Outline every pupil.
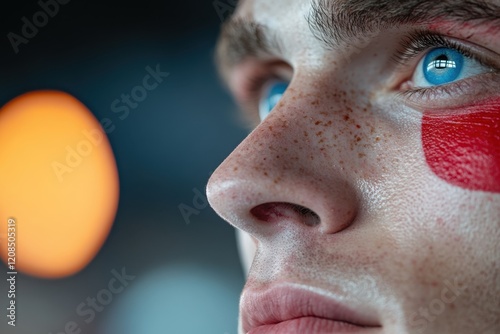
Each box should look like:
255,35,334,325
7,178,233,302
434,55,450,69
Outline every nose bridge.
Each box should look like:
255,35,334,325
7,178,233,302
241,83,354,175
207,80,364,237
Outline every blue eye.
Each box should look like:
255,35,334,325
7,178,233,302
413,47,487,88
423,48,464,85
259,81,289,121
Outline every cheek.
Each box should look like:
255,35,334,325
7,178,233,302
422,100,500,193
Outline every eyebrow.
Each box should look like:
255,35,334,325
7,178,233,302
309,0,500,48
216,0,500,75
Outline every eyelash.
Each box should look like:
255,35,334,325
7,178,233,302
394,31,484,66
393,31,498,101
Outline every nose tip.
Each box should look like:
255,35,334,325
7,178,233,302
206,89,361,240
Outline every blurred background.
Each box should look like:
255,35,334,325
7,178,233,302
0,0,247,333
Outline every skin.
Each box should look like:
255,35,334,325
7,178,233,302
206,0,500,333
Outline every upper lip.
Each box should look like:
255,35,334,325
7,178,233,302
241,283,381,333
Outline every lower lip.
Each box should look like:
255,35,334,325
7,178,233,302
248,317,377,334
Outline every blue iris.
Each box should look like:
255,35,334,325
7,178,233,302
423,48,464,86
259,81,289,121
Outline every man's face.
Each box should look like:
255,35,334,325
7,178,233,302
207,0,500,333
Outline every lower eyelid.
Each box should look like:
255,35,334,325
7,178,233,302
396,72,500,111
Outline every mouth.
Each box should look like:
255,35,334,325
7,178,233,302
241,284,382,334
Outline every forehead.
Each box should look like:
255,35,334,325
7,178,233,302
237,0,307,21
235,0,316,63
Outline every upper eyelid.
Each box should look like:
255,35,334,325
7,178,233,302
392,32,500,70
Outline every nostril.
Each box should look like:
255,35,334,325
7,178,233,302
292,204,321,226
250,202,320,227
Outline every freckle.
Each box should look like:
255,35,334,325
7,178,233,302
269,126,273,131
263,157,267,161
343,115,350,121
294,139,298,143
356,136,362,142
319,139,325,143
356,124,361,129
304,131,309,137
316,131,323,136
339,160,344,164
315,121,322,125
358,153,366,158
264,172,268,176
320,112,328,116
276,155,280,159
233,167,238,171
375,137,380,142
333,135,338,139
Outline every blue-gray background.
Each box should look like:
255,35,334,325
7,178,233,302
0,1,247,333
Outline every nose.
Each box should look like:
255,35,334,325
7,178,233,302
206,84,360,240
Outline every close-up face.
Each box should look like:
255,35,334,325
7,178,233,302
207,0,500,333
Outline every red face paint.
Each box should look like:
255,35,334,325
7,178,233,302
422,99,500,193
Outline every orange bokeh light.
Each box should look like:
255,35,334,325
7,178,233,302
0,91,119,278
